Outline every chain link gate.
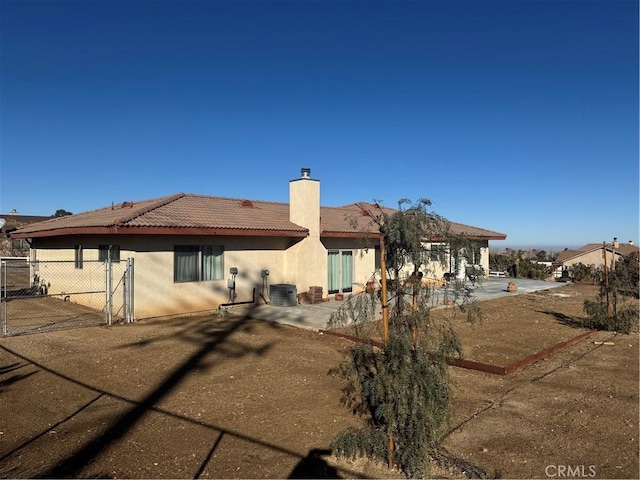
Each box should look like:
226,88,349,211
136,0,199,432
1,257,134,336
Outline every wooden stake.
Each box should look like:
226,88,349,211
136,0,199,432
380,231,389,344
603,241,612,318
411,265,418,346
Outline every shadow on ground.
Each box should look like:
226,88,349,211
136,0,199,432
538,309,586,329
0,301,368,479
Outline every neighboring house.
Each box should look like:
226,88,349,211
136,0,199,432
0,212,51,257
553,240,639,278
12,169,506,319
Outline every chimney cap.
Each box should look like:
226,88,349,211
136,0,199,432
300,168,311,178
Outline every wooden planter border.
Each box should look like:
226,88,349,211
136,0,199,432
318,329,597,376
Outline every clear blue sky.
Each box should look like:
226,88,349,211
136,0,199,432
1,0,638,250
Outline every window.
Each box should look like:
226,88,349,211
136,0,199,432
74,245,83,269
430,244,447,262
174,245,223,282
10,238,29,253
99,245,121,262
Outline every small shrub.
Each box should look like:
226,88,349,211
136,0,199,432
583,300,638,334
581,253,640,334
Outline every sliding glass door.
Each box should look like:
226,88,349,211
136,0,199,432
328,250,353,294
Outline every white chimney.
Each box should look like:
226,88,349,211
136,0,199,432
613,237,619,249
629,240,634,246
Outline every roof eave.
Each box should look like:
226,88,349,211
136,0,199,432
321,231,381,239
319,231,507,240
13,226,308,238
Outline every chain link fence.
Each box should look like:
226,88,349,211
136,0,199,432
1,257,133,336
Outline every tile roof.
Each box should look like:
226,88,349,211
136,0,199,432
616,243,640,256
12,193,307,238
12,193,507,240
555,250,581,263
320,202,506,239
1,214,51,234
556,242,639,263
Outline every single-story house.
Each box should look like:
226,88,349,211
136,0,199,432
553,240,639,278
0,212,51,257
12,169,506,320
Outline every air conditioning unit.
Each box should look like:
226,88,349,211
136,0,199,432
269,284,297,307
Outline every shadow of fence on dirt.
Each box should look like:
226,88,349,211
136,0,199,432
0,301,368,479
0,361,39,392
37,302,274,478
0,393,106,466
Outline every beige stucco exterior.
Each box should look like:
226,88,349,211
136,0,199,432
556,247,624,277
286,176,327,291
32,234,297,319
31,234,488,319
23,172,498,320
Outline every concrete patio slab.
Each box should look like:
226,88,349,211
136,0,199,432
226,278,568,331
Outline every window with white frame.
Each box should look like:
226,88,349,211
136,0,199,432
174,245,224,283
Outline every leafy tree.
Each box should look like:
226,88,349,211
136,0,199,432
570,263,602,284
615,251,639,299
328,199,484,478
517,258,550,280
489,252,511,273
491,249,557,277
54,209,73,217
534,250,548,262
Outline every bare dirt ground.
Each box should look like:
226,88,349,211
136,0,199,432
0,283,637,479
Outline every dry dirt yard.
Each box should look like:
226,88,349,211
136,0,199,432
0,283,637,479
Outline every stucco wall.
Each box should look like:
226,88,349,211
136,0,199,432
563,249,622,270
132,235,292,318
32,235,292,319
30,236,130,312
30,234,492,320
322,238,377,292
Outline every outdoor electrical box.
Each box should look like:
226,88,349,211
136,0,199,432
261,269,270,277
228,267,238,290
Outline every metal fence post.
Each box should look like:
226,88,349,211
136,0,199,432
123,260,128,323
131,258,135,322
1,260,7,336
122,258,134,323
106,256,113,326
